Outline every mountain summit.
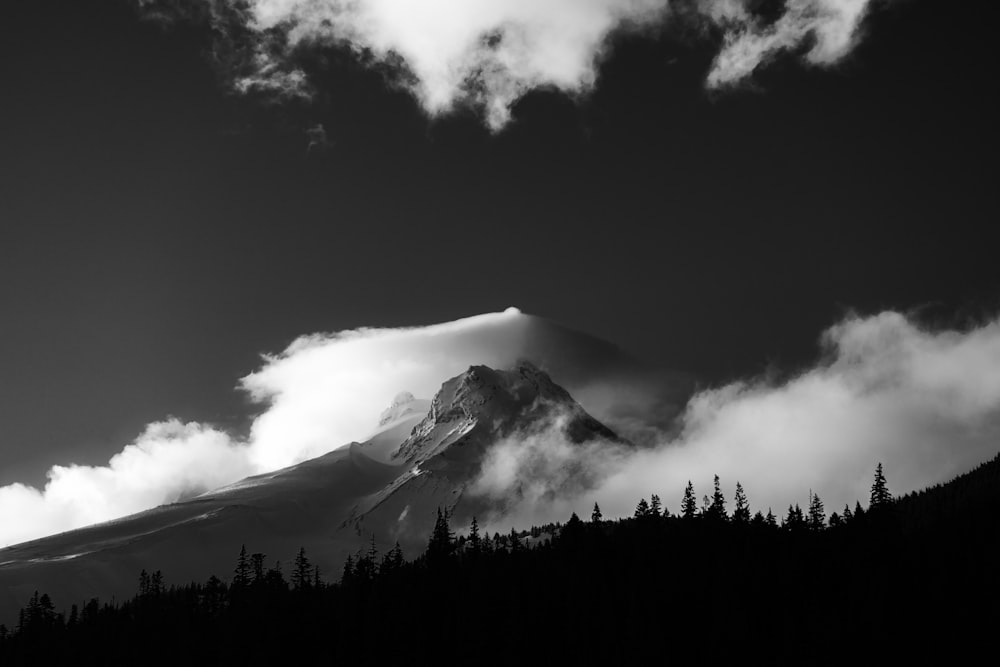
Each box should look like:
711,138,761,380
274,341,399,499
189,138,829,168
395,362,619,465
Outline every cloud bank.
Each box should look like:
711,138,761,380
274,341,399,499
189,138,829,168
138,0,887,128
5,307,997,548
470,311,1000,531
0,308,675,546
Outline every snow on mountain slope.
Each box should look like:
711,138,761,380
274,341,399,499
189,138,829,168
347,362,625,547
0,416,417,623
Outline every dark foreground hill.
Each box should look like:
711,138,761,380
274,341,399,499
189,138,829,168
2,455,998,665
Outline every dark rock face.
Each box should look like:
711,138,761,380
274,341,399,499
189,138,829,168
394,361,620,466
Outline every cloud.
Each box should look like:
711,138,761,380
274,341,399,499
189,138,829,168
707,0,875,87
0,308,677,546
470,311,1000,530
7,307,992,549
0,420,253,548
134,0,889,129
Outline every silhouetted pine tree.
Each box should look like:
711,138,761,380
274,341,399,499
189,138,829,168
870,462,892,510
250,552,266,584
427,507,455,566
469,516,482,555
509,528,523,552
707,475,727,521
635,498,650,518
234,545,250,588
341,555,355,585
682,481,698,519
732,482,751,524
842,504,853,523
783,504,806,532
807,492,826,531
766,508,777,528
591,502,603,523
292,547,311,590
650,494,663,517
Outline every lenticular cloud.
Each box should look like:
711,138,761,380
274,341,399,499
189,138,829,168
139,0,887,129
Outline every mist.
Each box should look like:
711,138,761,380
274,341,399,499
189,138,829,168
470,311,1000,532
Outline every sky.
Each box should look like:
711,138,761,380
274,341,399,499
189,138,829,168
0,1,996,511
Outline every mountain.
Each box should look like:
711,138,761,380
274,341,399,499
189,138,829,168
0,362,621,623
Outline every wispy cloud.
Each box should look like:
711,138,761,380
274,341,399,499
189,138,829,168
135,0,890,128
707,0,875,87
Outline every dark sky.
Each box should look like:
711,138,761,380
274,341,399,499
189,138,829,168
0,0,996,486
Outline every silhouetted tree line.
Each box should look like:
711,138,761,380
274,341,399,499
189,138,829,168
1,461,998,665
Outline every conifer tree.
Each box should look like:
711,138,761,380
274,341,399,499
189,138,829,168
783,504,806,531
732,482,751,524
427,507,455,565
634,498,650,518
842,504,853,523
591,502,603,523
681,481,698,519
293,547,312,590
650,494,663,517
251,553,266,584
509,527,523,552
366,535,379,572
807,491,825,531
341,555,355,585
765,508,777,528
854,501,866,521
707,475,727,521
870,462,892,510
234,545,250,588
469,516,482,555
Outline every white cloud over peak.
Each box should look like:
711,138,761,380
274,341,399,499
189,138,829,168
139,0,889,129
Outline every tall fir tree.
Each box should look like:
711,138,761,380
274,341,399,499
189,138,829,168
591,502,603,523
732,482,751,524
634,498,651,518
707,475,727,521
807,492,826,531
427,507,455,566
293,547,312,590
234,545,250,588
650,494,663,517
469,516,482,555
681,481,698,519
870,462,892,510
